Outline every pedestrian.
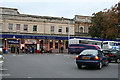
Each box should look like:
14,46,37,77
29,47,32,54
25,46,28,54
3,46,6,54
61,46,64,53
59,46,61,53
22,47,24,53
41,46,44,54
32,46,34,54
16,46,19,54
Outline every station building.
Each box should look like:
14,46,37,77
0,7,91,53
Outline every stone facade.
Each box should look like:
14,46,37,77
0,7,91,36
0,7,75,36
0,7,91,53
74,15,91,36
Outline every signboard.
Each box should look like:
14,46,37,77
7,39,20,44
25,39,36,44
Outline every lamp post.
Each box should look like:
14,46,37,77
68,21,70,54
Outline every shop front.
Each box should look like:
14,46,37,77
2,34,71,53
25,39,37,53
7,39,20,53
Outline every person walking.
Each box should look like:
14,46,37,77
3,46,6,54
32,46,34,54
61,45,64,53
29,46,32,54
16,46,19,54
25,46,28,54
41,46,44,54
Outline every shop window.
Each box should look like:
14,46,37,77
33,25,37,32
51,26,54,33
66,27,69,33
65,41,68,49
16,24,20,31
55,42,58,49
50,40,53,48
40,40,43,47
58,27,62,33
24,24,28,31
8,23,13,31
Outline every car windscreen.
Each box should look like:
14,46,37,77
80,50,98,56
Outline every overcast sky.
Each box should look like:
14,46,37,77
0,0,119,18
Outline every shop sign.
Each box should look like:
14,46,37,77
7,39,20,44
25,39,36,44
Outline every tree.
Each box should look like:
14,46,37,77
89,4,119,40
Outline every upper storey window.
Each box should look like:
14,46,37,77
33,25,37,32
16,24,20,31
8,23,13,31
24,24,28,31
58,27,62,33
66,27,69,33
51,26,54,33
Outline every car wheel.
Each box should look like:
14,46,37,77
77,64,82,69
98,62,102,69
116,59,120,63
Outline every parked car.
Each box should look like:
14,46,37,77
103,50,120,63
76,49,109,69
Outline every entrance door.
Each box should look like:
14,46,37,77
11,45,16,53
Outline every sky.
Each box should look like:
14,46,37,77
0,0,119,18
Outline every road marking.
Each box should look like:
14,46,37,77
0,74,11,76
13,54,16,56
27,77,31,78
18,55,24,56
55,54,61,56
0,69,8,71
64,55,70,57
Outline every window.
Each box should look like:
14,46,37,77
80,50,98,56
8,23,13,30
49,40,53,48
80,27,83,33
51,26,54,33
58,27,62,33
33,25,37,32
24,24,28,31
65,41,68,49
16,24,20,31
66,27,69,33
55,42,58,49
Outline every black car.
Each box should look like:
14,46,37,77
103,50,120,63
76,49,109,69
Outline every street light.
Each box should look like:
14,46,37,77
68,21,70,54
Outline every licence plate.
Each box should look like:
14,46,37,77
82,57,90,59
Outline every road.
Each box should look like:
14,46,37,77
1,53,119,79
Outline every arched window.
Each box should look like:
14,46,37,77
80,27,83,33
